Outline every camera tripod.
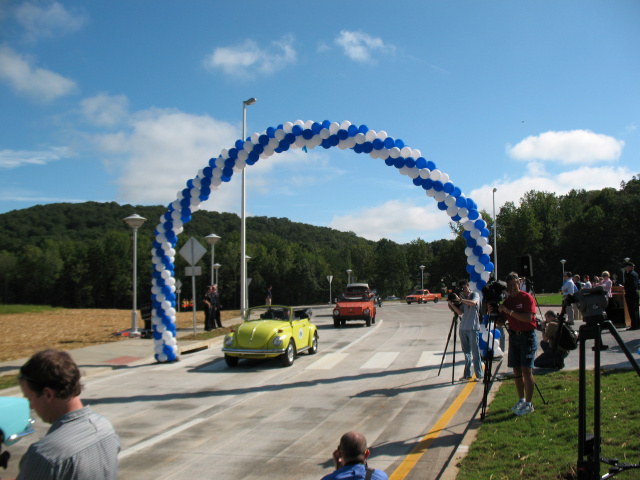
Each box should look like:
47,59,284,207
480,313,501,420
577,317,640,479
438,309,459,385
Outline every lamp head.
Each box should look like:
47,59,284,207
243,97,257,106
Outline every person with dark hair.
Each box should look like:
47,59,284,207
265,285,273,305
561,272,577,325
448,279,483,382
203,285,213,331
322,431,387,480
489,272,537,416
623,261,639,331
211,284,222,329
16,349,120,479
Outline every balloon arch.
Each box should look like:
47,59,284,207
149,120,494,362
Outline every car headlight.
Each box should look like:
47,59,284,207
273,336,283,347
333,309,339,316
224,335,234,346
364,308,370,316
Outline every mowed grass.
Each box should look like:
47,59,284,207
458,369,640,479
0,304,64,314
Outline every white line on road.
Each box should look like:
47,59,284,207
361,352,399,369
416,351,441,368
118,417,206,460
306,353,349,370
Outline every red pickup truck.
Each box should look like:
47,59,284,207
333,283,377,327
405,289,441,304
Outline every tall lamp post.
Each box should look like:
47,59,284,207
420,265,425,290
213,263,221,286
245,255,251,311
124,213,147,337
561,259,566,281
205,233,220,285
241,97,257,320
492,187,498,280
346,269,352,285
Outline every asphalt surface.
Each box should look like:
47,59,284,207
2,304,639,479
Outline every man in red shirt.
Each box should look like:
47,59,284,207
490,272,537,416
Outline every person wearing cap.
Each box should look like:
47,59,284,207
489,272,538,416
623,261,639,330
16,349,120,480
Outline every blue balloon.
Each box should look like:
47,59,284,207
466,264,475,274
466,238,477,248
302,129,314,140
382,137,393,149
291,125,302,136
415,157,427,169
456,196,467,208
462,230,471,240
481,228,491,237
252,144,264,155
384,157,395,166
443,182,455,194
358,124,368,134
235,139,244,150
337,129,349,140
479,254,491,265
473,246,483,256
405,157,416,168
330,135,340,147
452,186,462,197
394,138,405,149
372,138,384,150
393,158,405,169
224,158,235,168
426,160,437,170
421,178,434,190
347,125,358,137
412,177,422,186
284,133,295,144
470,272,481,282
228,148,238,159
485,261,494,272
266,126,276,137
474,219,486,230
437,201,448,211
468,209,479,220
451,214,462,222
432,180,444,192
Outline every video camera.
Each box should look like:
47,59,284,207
562,285,608,325
447,286,462,307
482,280,508,322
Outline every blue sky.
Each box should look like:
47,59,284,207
1,1,638,243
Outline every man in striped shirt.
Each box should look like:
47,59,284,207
15,349,120,480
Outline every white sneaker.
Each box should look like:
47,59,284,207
459,376,472,381
510,399,525,412
514,403,534,416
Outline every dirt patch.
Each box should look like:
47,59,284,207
0,309,240,363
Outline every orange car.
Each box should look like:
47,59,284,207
405,289,441,304
332,283,377,327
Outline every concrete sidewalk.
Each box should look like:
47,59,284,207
0,321,233,381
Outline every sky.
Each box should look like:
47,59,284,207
0,1,638,244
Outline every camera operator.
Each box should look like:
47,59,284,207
488,272,537,416
448,279,484,382
623,261,639,331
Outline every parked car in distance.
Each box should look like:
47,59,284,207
222,305,318,367
333,283,377,327
405,289,441,304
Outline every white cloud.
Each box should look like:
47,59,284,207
0,45,77,102
469,164,633,214
329,199,450,242
507,130,624,164
334,30,395,64
0,146,71,169
14,1,87,42
90,108,241,211
203,35,297,77
81,93,129,127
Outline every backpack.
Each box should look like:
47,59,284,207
558,323,578,351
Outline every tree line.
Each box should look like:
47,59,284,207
0,175,638,310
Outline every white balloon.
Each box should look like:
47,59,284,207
444,195,457,207
458,207,469,218
389,147,401,159
294,119,304,127
401,146,412,158
156,324,166,333
411,149,422,158
474,263,485,273
162,330,173,341
274,128,285,140
376,130,388,140
447,205,459,217
319,128,331,140
425,188,436,197
283,122,294,133
434,191,447,202
468,255,479,265
166,336,177,347
329,122,341,134
481,271,491,281
419,169,431,179
215,157,225,168
470,229,481,239
430,169,442,181
465,247,474,257
340,120,351,130
408,168,420,179
365,130,377,142
237,150,248,162
378,149,390,160
482,244,493,255
440,172,450,184
464,220,475,231
476,236,488,246
154,344,163,355
399,166,410,176
354,133,366,144
157,353,168,363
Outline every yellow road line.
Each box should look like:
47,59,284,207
389,380,477,480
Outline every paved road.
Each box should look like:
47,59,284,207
2,302,495,479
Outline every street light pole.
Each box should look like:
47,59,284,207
492,187,498,281
124,214,147,337
420,265,425,290
205,234,220,285
241,97,257,320
346,269,352,285
213,263,221,286
561,259,566,281
245,255,251,311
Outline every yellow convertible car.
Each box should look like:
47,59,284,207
222,305,318,367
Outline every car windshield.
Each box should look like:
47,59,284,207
246,306,291,322
411,291,425,295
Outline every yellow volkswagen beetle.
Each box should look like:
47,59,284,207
222,305,318,367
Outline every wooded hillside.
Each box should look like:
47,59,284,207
1,175,638,309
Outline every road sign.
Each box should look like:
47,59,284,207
179,237,207,266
